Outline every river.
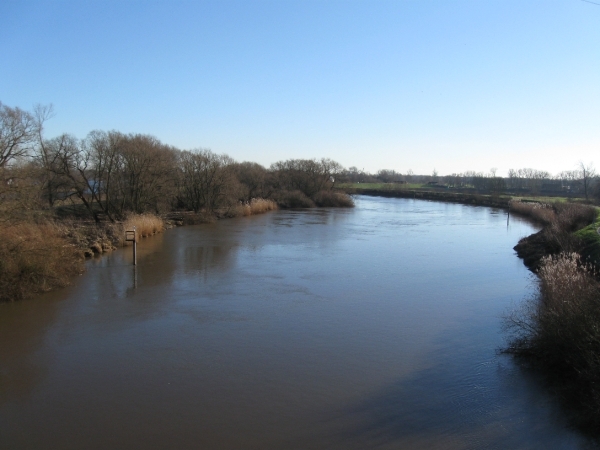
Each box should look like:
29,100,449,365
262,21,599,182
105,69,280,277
0,196,592,449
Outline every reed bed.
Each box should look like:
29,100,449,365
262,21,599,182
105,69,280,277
505,252,600,433
0,222,84,302
507,203,600,434
509,200,556,224
122,213,165,241
236,198,278,216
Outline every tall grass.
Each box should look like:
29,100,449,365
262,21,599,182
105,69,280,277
122,213,165,241
0,223,84,302
509,200,556,224
505,252,600,433
236,198,278,216
508,203,600,433
512,201,597,264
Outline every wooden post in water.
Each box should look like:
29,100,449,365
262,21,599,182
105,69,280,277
125,226,137,265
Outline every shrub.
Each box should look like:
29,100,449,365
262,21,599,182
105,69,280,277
512,202,597,265
0,223,84,302
553,203,597,233
544,204,597,254
313,190,355,207
509,200,555,225
272,190,315,208
505,252,600,432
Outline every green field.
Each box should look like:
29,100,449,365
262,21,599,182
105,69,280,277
338,183,587,204
337,182,425,190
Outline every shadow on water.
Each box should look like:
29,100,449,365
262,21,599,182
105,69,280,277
0,289,70,405
0,220,249,413
324,326,597,450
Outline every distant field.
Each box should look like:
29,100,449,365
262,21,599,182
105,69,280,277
338,183,587,203
337,182,424,190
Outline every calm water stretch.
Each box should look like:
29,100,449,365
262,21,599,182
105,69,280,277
0,196,592,449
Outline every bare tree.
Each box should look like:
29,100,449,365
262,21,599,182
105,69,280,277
578,161,596,201
270,158,343,199
40,134,104,220
231,161,269,202
177,150,237,213
112,134,177,214
0,102,40,168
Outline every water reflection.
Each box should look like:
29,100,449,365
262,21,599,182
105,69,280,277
0,289,68,404
0,197,591,449
333,330,587,449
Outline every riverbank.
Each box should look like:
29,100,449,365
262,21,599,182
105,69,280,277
504,202,600,438
346,188,600,436
0,194,356,302
341,187,512,209
0,199,280,302
0,213,169,302
4,196,580,448
512,202,599,270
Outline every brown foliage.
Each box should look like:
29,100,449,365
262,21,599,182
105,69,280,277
270,158,342,199
235,198,278,216
313,190,355,207
122,213,165,240
509,200,556,225
505,253,600,433
271,190,315,208
0,223,84,301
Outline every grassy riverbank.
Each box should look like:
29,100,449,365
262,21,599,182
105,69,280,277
341,185,515,209
505,202,600,436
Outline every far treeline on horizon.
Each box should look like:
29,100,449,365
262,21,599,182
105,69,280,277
1,100,599,227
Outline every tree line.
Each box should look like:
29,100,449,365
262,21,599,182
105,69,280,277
0,102,351,222
340,164,598,199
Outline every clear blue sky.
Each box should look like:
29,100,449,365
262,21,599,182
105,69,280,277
2,0,599,176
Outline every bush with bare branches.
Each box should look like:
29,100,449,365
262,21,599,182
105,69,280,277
505,253,600,433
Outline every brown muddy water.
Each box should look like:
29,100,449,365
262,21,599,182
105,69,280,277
0,196,593,449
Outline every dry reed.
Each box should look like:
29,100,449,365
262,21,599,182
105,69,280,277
505,252,600,433
0,223,84,301
236,198,278,216
509,200,556,224
122,213,165,241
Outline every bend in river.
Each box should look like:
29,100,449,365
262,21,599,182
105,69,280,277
0,196,592,449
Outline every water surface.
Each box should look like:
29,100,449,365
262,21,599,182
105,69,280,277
0,196,590,448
